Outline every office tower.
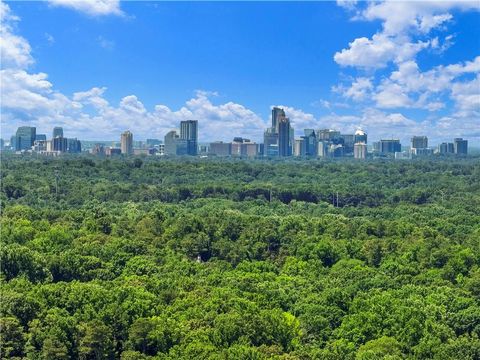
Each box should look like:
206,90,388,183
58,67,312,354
454,138,468,155
67,138,82,153
438,142,454,154
53,127,63,138
380,139,401,154
209,142,232,156
294,138,304,157
263,128,278,157
180,120,198,156
373,141,381,153
317,129,340,141
303,129,317,157
329,144,344,157
354,129,367,144
121,130,133,155
318,141,329,158
105,147,121,156
411,136,428,149
53,136,68,152
271,107,286,131
340,134,355,154
164,130,179,155
354,143,367,159
15,126,36,151
36,134,47,142
92,144,105,155
278,116,292,157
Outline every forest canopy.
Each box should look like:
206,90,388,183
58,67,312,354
1,155,479,359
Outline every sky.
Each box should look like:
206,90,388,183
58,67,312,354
1,0,479,145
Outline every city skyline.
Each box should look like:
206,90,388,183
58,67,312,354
1,1,479,145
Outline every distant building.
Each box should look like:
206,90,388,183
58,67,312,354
105,147,121,156
317,129,340,141
438,142,454,154
121,130,133,155
67,138,82,153
53,136,68,152
209,141,232,156
354,129,367,144
164,130,188,155
294,138,303,157
454,138,468,155
380,139,401,154
92,144,105,155
53,127,63,138
263,128,278,157
318,141,329,158
278,116,292,157
354,143,367,159
411,136,428,149
180,120,198,156
303,129,317,157
35,134,47,142
33,140,47,152
15,126,36,151
395,151,412,160
133,149,149,156
340,134,355,154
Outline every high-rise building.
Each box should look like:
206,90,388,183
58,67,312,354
340,134,355,154
454,138,468,155
67,138,82,153
53,136,68,152
380,139,401,154
278,116,292,157
294,138,304,157
53,127,64,138
121,130,133,155
303,129,317,157
164,130,179,155
318,141,329,158
438,142,454,154
209,141,232,156
15,126,36,151
354,129,367,144
271,107,286,131
263,128,278,157
354,143,367,159
180,120,198,156
411,136,428,149
35,134,47,142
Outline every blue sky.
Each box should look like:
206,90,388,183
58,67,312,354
1,1,479,145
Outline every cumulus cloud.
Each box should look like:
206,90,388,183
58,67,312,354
0,2,34,68
47,0,123,17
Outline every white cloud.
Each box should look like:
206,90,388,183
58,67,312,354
48,0,123,17
0,2,34,68
334,33,431,69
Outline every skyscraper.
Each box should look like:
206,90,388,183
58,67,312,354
180,120,198,156
354,143,367,159
380,139,401,154
53,127,64,138
278,116,292,157
411,136,428,149
121,130,133,155
354,129,367,144
303,129,317,157
271,107,286,131
438,142,454,154
53,136,68,152
15,126,36,151
454,138,468,155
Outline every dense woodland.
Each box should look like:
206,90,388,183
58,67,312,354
1,154,480,359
